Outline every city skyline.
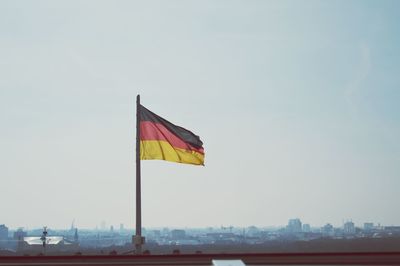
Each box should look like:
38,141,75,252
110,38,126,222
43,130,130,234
2,218,400,256
1,0,400,229
1,218,395,232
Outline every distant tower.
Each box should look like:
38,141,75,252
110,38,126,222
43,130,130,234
74,228,79,243
70,219,75,232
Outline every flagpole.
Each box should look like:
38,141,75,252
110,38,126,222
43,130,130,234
134,94,144,254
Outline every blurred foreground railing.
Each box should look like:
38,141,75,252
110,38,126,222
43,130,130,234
1,252,400,265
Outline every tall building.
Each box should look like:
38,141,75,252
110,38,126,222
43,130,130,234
13,228,27,240
344,221,356,235
302,224,311,233
287,219,302,233
321,223,334,237
0,224,8,240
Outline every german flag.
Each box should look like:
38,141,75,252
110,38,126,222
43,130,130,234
139,105,205,165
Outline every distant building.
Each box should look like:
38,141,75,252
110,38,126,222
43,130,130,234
364,223,374,231
119,224,124,232
206,233,236,244
0,224,8,240
384,226,400,233
175,239,201,245
18,236,78,254
321,223,334,237
344,221,356,235
162,228,170,237
302,224,311,233
153,230,161,237
246,226,260,237
171,229,186,240
287,219,302,233
13,228,27,240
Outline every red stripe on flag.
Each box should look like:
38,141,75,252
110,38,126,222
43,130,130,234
140,121,205,154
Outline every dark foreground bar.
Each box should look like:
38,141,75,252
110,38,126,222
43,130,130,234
1,252,400,265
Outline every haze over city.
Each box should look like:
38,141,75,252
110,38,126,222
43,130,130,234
1,0,400,230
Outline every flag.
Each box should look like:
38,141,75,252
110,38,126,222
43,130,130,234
139,105,205,165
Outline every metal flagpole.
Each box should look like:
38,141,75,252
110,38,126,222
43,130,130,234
133,94,144,254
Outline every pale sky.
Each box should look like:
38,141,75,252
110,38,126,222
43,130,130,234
1,0,399,230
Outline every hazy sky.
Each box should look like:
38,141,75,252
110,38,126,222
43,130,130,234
1,0,399,230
